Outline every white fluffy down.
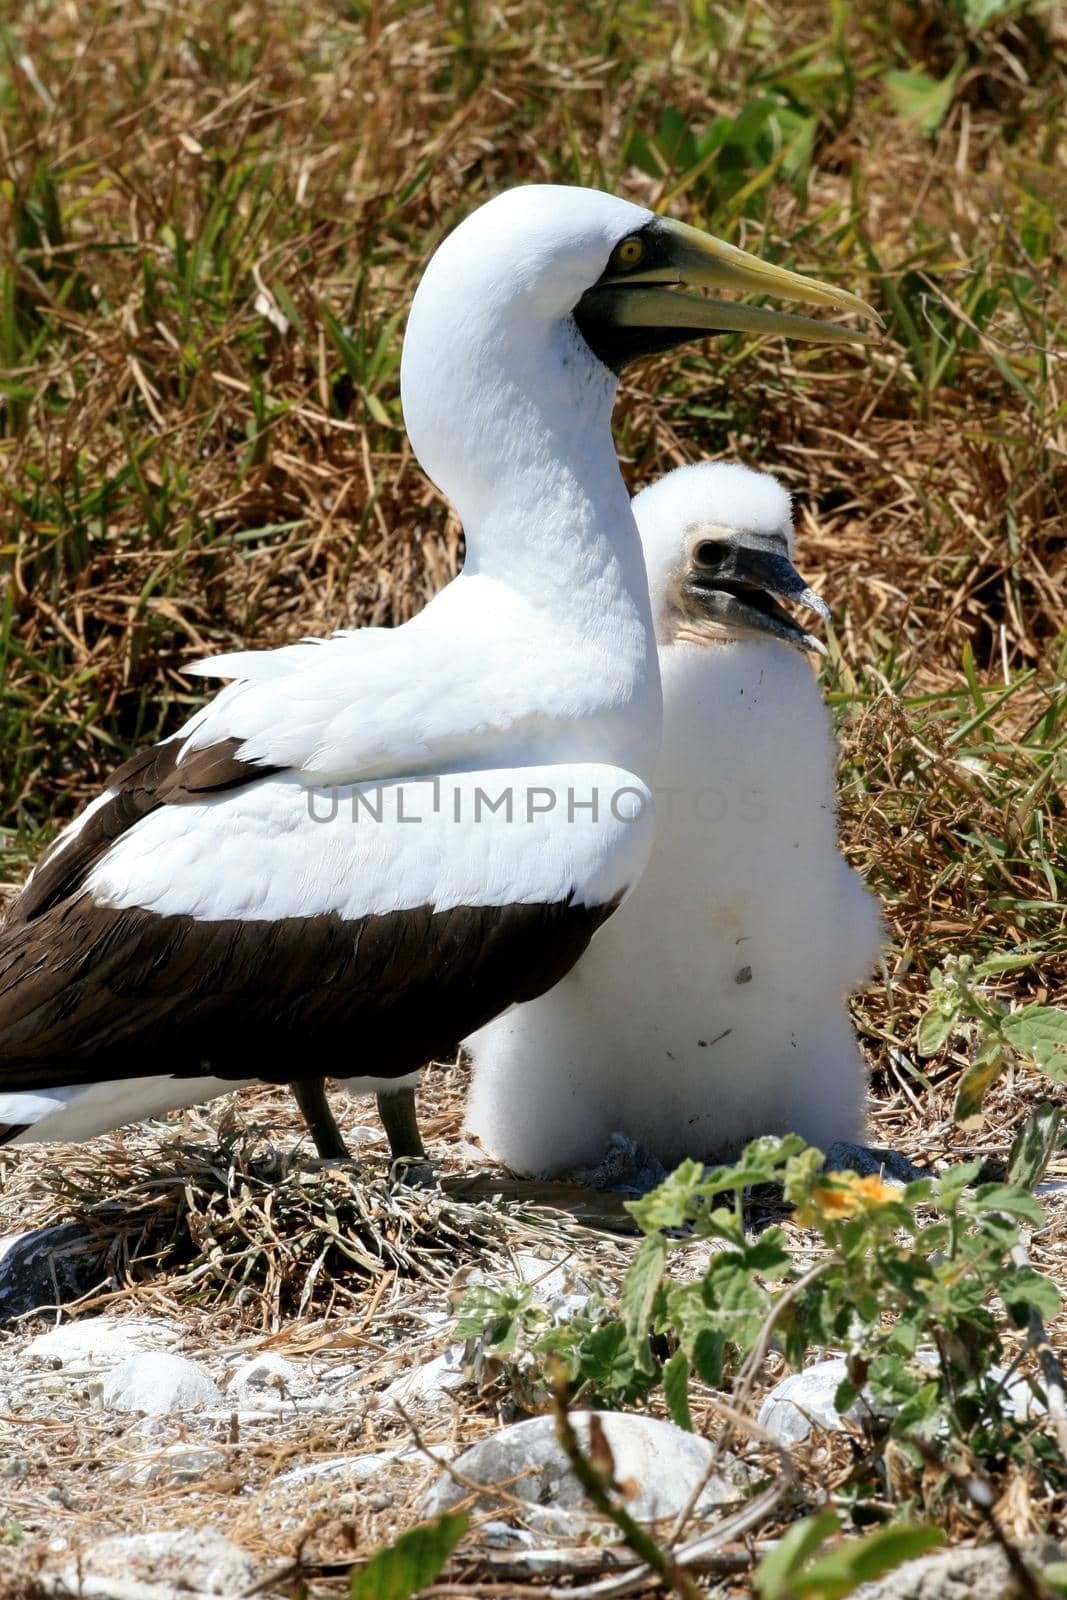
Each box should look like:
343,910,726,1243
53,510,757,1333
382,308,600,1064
464,462,883,1175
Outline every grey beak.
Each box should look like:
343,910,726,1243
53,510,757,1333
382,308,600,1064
683,536,831,655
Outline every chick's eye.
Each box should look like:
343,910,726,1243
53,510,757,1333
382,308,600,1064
614,236,645,268
694,541,722,566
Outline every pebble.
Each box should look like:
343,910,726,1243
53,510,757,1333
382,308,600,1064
758,1355,1047,1445
425,1410,744,1527
99,1352,223,1415
25,1316,178,1371
757,1358,881,1443
53,1527,260,1596
379,1345,467,1413
273,1443,422,1491
225,1352,310,1403
852,1538,1063,1599
125,1443,230,1487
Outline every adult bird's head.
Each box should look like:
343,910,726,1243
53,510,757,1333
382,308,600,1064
400,186,877,533
634,461,832,655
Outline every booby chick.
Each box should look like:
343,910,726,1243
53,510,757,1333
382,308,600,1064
0,190,875,1162
465,461,883,1176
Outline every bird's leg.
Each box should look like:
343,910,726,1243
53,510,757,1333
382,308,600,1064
376,1087,426,1161
291,1078,350,1159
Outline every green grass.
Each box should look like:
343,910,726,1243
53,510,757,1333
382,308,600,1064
0,0,1064,1068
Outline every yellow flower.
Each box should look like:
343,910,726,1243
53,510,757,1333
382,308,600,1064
795,1172,900,1228
851,1174,900,1206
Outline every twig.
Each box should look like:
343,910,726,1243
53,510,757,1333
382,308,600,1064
716,1258,833,1463
905,1434,1049,1600
26,1578,226,1600
667,1390,797,1547
549,1365,700,1600
394,1399,538,1515
1009,1241,1067,1461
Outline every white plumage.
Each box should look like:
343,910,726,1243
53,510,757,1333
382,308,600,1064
0,186,874,1155
465,461,883,1175
0,187,659,1146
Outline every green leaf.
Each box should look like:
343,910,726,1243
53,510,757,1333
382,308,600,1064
935,1160,984,1209
692,1326,724,1389
975,951,1042,976
349,1511,468,1600
884,62,963,134
1001,1006,1067,1078
834,1377,860,1415
1042,1560,1067,1597
998,1268,1060,1322
969,1183,1046,1225
795,1523,945,1597
960,0,1026,26
754,1509,841,1599
1007,1102,1062,1191
953,1050,1007,1123
744,1228,792,1276
917,1004,956,1057
663,1348,692,1431
621,1234,667,1355
626,1160,706,1232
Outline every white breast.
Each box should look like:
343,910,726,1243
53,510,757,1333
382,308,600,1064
464,640,882,1174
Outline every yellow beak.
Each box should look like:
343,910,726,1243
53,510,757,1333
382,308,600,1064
576,215,879,363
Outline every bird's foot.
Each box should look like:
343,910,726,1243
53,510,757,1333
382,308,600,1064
388,1154,438,1189
572,1132,669,1195
297,1155,363,1175
824,1141,934,1186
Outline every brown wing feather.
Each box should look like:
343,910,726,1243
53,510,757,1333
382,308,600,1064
0,894,621,1090
11,737,277,925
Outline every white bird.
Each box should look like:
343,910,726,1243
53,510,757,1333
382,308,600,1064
0,188,875,1161
465,461,883,1177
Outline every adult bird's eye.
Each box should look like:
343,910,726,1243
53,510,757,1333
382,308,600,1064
613,236,645,268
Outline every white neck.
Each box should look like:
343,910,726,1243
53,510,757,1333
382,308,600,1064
401,297,660,767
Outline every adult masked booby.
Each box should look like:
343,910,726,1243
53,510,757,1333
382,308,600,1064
465,461,883,1175
0,189,875,1161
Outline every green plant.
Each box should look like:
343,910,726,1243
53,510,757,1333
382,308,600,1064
455,1131,1064,1508
754,1509,944,1599
347,1510,467,1600
917,953,1067,1122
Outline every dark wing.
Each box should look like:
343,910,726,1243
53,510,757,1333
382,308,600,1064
0,895,620,1090
11,736,277,924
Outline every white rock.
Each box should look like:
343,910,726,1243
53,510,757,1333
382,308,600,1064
852,1539,1062,1599
512,1250,601,1303
426,1410,743,1525
379,1346,467,1413
757,1358,877,1444
100,1353,222,1415
54,1527,259,1596
275,1444,422,1490
126,1444,230,1486
226,1352,309,1402
25,1317,178,1371
758,1355,1047,1446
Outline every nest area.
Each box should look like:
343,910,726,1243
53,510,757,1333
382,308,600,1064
0,1071,637,1332
2,1073,1065,1599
